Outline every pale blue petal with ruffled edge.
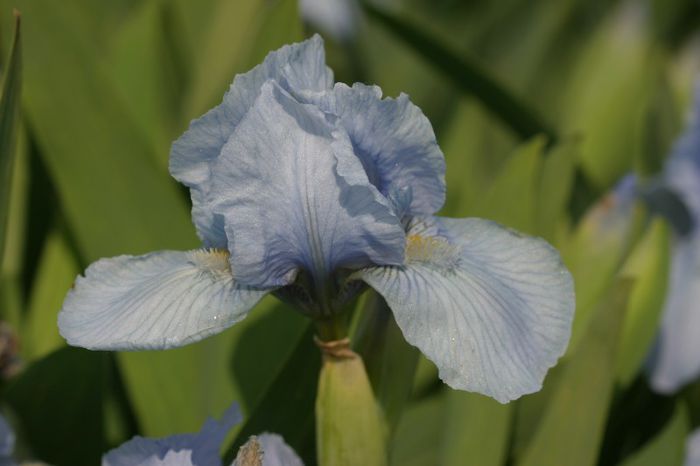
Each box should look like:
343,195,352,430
302,83,445,216
170,35,333,247
58,250,270,350
210,81,405,288
357,217,574,403
102,403,241,466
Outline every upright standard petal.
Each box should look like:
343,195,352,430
233,434,304,466
210,82,405,288
58,250,269,350
357,217,574,403
305,83,446,216
649,235,700,393
103,403,241,466
170,35,333,247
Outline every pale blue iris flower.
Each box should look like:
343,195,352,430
58,35,574,403
102,403,303,466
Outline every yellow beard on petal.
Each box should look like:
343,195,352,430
405,234,460,268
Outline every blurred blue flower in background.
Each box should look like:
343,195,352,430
58,35,574,403
102,403,302,466
687,428,700,466
648,86,700,394
299,0,360,43
0,415,16,466
594,85,700,394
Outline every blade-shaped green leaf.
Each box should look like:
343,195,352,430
10,0,195,259
516,280,632,466
4,347,107,466
22,228,77,361
361,2,555,142
109,0,189,165
562,6,656,190
441,391,512,466
182,0,302,120
535,140,578,242
0,11,21,266
470,135,545,233
616,219,671,387
563,196,645,354
390,391,446,466
224,322,318,465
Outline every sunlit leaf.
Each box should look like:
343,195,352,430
470,135,545,233
22,228,77,361
563,195,644,353
517,280,632,466
616,219,671,387
390,392,446,466
0,11,21,266
109,0,188,164
535,140,578,242
441,391,511,466
183,0,302,119
562,4,656,190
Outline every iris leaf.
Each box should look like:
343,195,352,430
516,279,632,466
23,228,78,361
469,136,545,233
4,347,108,466
361,2,556,142
0,11,21,266
441,391,511,466
390,392,446,466
616,219,671,387
225,321,318,465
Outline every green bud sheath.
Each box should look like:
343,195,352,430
316,338,388,466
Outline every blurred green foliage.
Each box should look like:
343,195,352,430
0,0,699,464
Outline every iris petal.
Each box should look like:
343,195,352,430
210,81,405,288
170,35,333,247
58,250,269,350
102,403,241,466
357,217,574,403
304,83,446,216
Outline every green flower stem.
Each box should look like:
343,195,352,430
315,316,348,342
315,345,388,466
